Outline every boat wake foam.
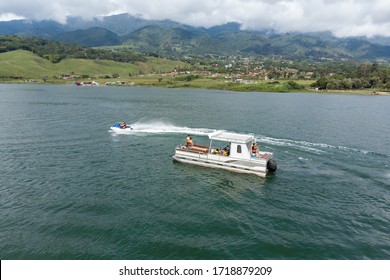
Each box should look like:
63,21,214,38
256,135,326,154
110,119,216,136
256,134,376,156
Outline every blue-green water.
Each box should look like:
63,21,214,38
0,84,389,259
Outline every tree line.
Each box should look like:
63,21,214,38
310,62,390,90
0,35,146,63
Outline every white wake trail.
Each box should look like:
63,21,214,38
111,119,216,136
256,134,373,155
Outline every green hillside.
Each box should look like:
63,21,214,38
0,50,188,80
0,50,53,78
0,35,146,63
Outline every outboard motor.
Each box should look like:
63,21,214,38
267,159,277,173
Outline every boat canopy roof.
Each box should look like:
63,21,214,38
208,130,254,144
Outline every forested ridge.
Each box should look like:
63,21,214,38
0,35,146,63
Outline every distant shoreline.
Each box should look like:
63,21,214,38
1,79,389,96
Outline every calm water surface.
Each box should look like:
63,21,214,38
0,84,389,259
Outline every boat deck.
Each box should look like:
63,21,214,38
176,144,209,153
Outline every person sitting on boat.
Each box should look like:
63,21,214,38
224,144,230,155
222,148,229,156
251,143,258,157
120,121,127,129
185,135,193,148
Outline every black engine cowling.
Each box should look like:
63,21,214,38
267,159,277,173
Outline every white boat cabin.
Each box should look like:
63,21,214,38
208,130,254,159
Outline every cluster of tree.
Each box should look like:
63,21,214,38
175,74,200,81
0,35,146,63
311,62,390,90
287,80,305,90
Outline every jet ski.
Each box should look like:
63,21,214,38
110,122,133,132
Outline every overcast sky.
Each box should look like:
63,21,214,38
1,0,389,37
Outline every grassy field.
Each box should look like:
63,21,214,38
130,76,294,92
0,50,188,80
124,76,323,93
0,50,53,78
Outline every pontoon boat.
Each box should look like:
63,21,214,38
173,131,277,177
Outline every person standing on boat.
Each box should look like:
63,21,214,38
251,143,258,157
186,134,193,148
120,121,127,129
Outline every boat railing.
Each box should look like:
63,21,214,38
177,143,271,162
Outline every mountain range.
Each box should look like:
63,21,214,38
1,13,390,62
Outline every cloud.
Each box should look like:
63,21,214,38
1,0,390,37
0,13,25,21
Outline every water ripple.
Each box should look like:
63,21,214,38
1,85,389,259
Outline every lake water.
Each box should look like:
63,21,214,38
0,84,389,259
